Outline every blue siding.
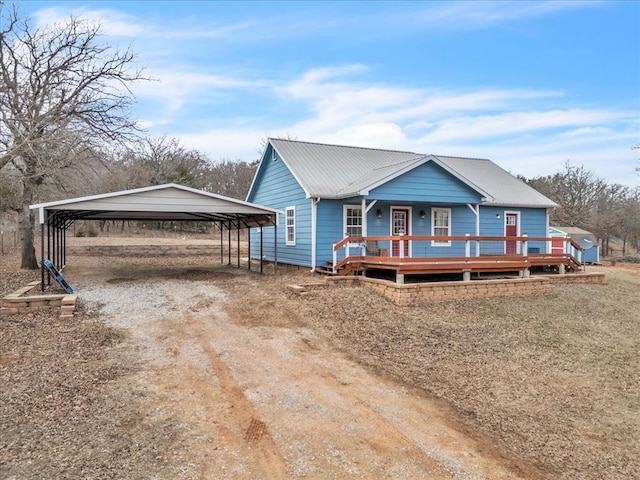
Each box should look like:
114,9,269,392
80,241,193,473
248,143,552,267
478,206,549,255
248,146,311,267
316,199,345,267
368,161,482,204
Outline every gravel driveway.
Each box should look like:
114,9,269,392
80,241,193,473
69,262,531,479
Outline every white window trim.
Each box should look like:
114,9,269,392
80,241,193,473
285,206,296,246
431,207,451,246
343,204,363,239
271,149,278,161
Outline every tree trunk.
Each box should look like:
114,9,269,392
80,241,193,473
19,178,38,270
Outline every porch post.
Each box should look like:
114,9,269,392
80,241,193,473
521,233,530,278
361,197,367,237
467,204,480,256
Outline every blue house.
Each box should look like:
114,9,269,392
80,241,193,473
247,139,561,279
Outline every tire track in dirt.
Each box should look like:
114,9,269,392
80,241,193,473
185,314,289,480
73,264,537,479
315,370,450,476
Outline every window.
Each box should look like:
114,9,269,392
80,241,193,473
271,149,278,161
431,207,451,246
286,206,295,245
344,206,362,237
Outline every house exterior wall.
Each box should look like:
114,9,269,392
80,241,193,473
247,147,312,267
248,142,553,268
367,162,483,204
316,199,346,268
478,206,549,254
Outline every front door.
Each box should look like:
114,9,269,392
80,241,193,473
505,213,518,254
391,208,410,257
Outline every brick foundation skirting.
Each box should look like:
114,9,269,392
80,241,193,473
1,281,77,319
328,272,605,306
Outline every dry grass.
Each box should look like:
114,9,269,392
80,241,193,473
225,266,640,479
0,248,192,479
2,239,639,478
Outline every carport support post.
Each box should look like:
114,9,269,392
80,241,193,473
227,220,231,265
247,225,251,270
236,220,240,269
46,215,51,287
219,223,223,264
39,208,45,291
274,221,278,273
260,226,264,274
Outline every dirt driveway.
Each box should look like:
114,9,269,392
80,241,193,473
69,262,533,479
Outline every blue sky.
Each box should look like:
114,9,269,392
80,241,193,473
19,0,640,186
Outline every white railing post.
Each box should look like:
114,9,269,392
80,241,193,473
399,233,404,258
346,243,350,258
522,233,528,257
465,233,471,257
332,243,337,274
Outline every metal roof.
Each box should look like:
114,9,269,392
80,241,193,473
267,138,557,208
435,155,558,208
30,183,279,228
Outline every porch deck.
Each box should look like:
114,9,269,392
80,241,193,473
329,235,583,282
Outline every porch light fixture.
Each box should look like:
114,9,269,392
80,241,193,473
419,210,426,219
496,213,501,219
376,209,383,218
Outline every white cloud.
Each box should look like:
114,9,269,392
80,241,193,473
174,65,636,187
32,7,145,37
560,126,613,137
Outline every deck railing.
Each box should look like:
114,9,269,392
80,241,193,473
332,235,582,274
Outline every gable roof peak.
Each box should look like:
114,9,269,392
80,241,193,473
253,138,556,207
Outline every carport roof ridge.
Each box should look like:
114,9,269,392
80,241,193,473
30,183,280,228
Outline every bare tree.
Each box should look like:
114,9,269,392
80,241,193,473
526,162,640,258
526,161,607,228
204,159,258,199
0,3,145,268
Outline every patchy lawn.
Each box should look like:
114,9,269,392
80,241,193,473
2,240,639,479
234,266,638,479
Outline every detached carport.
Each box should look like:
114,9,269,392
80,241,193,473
30,183,280,291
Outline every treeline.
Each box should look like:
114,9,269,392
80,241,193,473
523,162,640,256
0,135,258,211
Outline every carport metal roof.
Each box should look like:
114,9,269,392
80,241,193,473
30,183,279,228
30,183,280,291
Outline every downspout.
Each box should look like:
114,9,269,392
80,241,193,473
310,197,320,272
